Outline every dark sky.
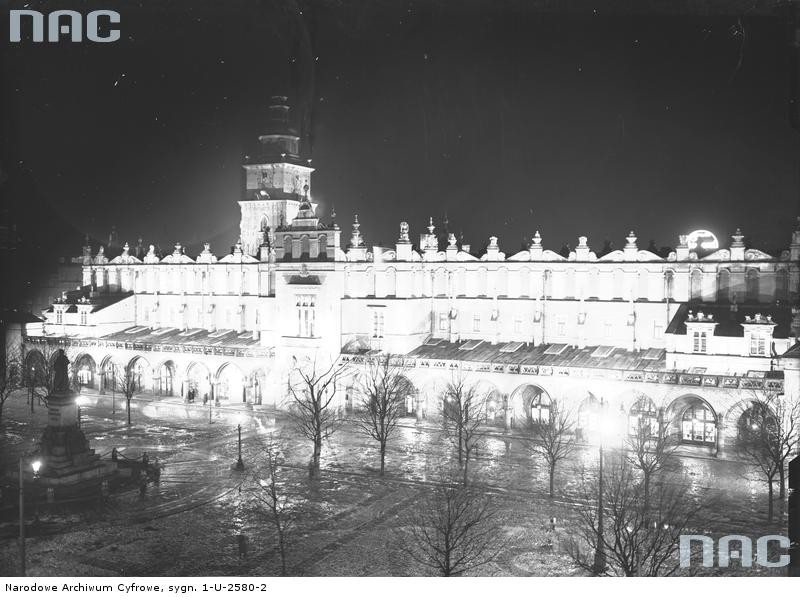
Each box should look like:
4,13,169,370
2,0,799,263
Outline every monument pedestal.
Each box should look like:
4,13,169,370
39,391,116,485
35,390,115,487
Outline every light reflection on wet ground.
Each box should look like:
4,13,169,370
0,394,788,575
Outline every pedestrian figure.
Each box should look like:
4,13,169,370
237,534,248,560
152,457,162,483
203,393,208,405
111,447,118,461
142,451,149,466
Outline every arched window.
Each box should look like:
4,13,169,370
587,268,600,298
637,271,649,299
746,269,760,303
564,269,576,299
477,268,488,296
300,235,310,258
496,268,509,297
690,269,703,301
318,234,327,260
664,270,674,300
629,397,658,437
717,269,731,303
519,268,531,297
384,268,397,297
612,269,625,299
543,270,553,299
775,269,789,302
681,402,716,445
159,362,175,396
737,402,775,443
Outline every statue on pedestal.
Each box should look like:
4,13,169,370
53,349,71,393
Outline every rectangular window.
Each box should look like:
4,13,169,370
372,310,385,338
692,331,707,354
472,314,481,333
750,333,767,356
56,310,63,325
80,311,88,326
296,294,316,337
438,312,448,332
653,322,664,338
603,322,613,339
514,317,523,334
557,319,566,337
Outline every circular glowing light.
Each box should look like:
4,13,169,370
686,230,719,251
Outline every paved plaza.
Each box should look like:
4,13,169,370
0,390,788,576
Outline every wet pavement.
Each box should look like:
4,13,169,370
0,389,788,576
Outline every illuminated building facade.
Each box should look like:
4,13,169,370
22,98,800,456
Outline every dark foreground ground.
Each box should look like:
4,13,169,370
0,391,788,576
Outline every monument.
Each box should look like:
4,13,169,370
29,349,115,496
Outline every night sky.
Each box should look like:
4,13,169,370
2,0,799,269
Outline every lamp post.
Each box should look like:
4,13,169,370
234,415,245,471
593,437,606,575
29,366,35,414
18,458,42,576
592,397,621,576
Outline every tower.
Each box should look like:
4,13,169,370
239,96,315,257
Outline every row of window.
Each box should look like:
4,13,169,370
690,330,770,356
437,312,665,339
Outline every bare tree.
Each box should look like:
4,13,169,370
25,343,65,409
114,366,138,426
439,375,489,486
354,354,409,475
287,355,349,478
249,435,295,576
737,392,800,522
520,399,576,498
402,476,506,576
566,455,705,577
0,347,23,425
625,414,678,512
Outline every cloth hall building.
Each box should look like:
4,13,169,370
21,98,800,457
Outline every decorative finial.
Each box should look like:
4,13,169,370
625,231,637,248
532,231,542,246
203,242,211,252
174,242,182,255
731,228,745,247
351,215,363,247
122,242,130,255
398,221,410,243
427,217,435,235
448,233,457,247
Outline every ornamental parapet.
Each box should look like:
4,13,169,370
338,353,785,393
23,335,274,360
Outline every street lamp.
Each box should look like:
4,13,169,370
234,415,246,471
29,366,35,414
18,458,43,576
592,397,622,576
